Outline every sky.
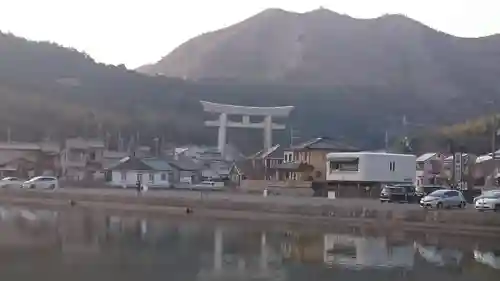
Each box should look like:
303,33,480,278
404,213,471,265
0,0,498,68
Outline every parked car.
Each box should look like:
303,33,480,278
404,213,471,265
473,190,500,204
192,181,224,190
380,184,417,203
0,177,24,188
22,176,59,189
420,189,467,209
475,191,500,212
416,185,445,198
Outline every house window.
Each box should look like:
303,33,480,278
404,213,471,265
149,173,154,182
121,172,126,181
329,159,359,172
161,173,167,181
416,162,424,171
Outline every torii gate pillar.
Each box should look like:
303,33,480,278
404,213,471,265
200,101,294,157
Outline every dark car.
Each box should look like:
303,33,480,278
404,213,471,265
380,185,417,203
416,185,445,199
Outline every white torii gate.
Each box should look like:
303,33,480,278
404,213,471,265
200,101,294,157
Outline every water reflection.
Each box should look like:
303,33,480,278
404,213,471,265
0,205,498,281
414,242,463,267
474,250,500,270
324,235,414,269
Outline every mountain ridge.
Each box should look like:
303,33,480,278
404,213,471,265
136,8,500,103
0,19,500,154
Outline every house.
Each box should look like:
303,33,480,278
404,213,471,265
60,138,105,181
0,141,60,178
0,154,36,179
443,153,477,189
107,156,173,188
248,144,285,180
173,145,242,180
102,150,129,170
228,144,294,184
165,154,203,184
415,153,446,186
279,137,359,181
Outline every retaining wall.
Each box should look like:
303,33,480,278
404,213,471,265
0,189,499,232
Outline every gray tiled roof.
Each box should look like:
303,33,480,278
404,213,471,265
108,156,154,171
249,144,283,159
291,137,358,151
164,155,203,171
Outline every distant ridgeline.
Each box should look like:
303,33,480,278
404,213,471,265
1,8,500,153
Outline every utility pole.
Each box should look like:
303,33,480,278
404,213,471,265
449,139,456,187
154,137,160,157
384,130,389,151
492,113,498,186
492,114,497,159
117,130,123,152
402,115,408,139
290,127,300,147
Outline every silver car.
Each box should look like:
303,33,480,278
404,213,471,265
420,189,467,209
22,176,59,189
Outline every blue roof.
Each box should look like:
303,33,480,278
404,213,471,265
142,158,173,171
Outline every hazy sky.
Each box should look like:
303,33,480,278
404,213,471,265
1,0,498,68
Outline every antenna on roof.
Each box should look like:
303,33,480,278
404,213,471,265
384,130,389,151
289,127,300,147
6,126,11,143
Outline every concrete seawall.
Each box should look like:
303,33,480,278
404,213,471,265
0,188,499,234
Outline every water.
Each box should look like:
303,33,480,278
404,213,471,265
0,205,499,280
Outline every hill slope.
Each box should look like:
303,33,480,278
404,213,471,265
0,32,208,146
1,25,500,154
138,8,500,100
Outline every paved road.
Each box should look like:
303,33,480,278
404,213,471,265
9,187,480,213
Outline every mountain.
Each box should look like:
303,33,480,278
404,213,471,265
0,32,208,146
1,8,500,154
138,8,500,100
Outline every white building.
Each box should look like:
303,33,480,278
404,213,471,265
326,152,416,184
107,156,173,188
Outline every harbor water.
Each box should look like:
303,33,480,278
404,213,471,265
0,205,498,281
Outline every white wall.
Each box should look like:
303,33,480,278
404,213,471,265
110,170,171,188
326,153,416,183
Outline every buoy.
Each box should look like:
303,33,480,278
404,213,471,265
69,200,76,206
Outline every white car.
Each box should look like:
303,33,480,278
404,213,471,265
0,177,24,188
420,189,467,209
475,192,500,212
473,190,500,204
193,181,225,189
22,176,59,189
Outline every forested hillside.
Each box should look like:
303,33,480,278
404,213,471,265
0,30,498,153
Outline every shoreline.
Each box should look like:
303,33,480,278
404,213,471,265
0,188,500,235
